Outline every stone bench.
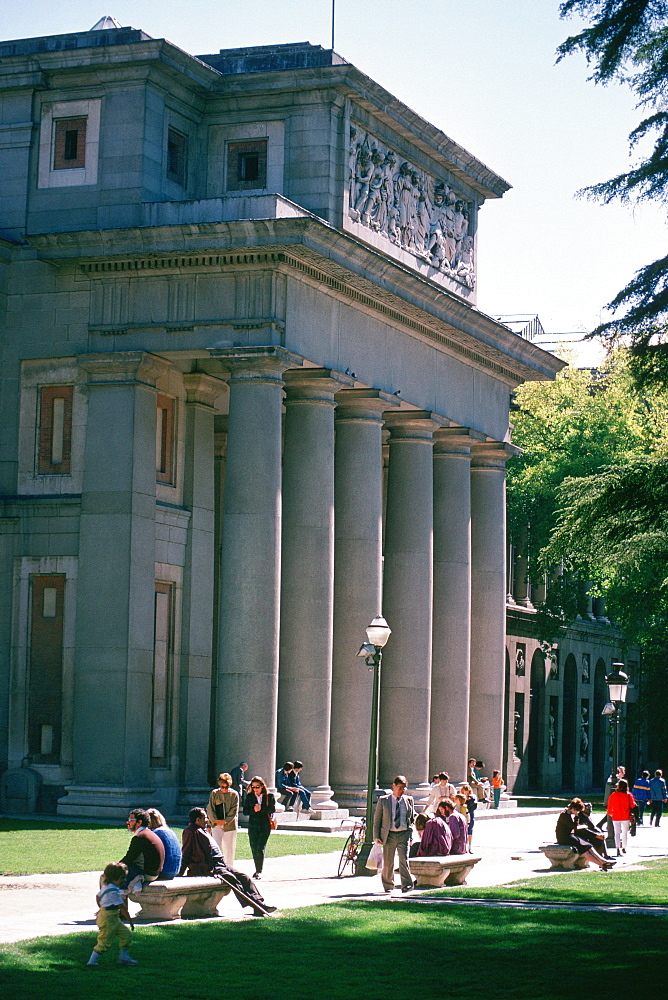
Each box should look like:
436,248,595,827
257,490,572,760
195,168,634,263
540,844,590,871
129,876,231,921
409,854,482,888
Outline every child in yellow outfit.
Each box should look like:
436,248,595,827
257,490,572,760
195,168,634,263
86,862,137,967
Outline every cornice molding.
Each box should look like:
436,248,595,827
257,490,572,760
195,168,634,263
28,219,563,386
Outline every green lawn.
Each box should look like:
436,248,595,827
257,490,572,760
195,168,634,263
0,820,345,875
1,901,665,999
427,855,668,905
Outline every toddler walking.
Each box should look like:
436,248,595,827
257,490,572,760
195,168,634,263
86,862,137,967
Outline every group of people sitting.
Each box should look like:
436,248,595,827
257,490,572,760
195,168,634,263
413,773,478,857
87,803,277,966
555,767,667,870
274,761,313,813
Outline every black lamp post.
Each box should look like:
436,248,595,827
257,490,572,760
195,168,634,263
605,662,629,780
354,615,391,875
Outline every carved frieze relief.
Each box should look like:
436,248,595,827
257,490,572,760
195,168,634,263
348,124,475,290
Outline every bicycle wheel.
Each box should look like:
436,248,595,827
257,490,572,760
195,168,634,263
337,832,356,877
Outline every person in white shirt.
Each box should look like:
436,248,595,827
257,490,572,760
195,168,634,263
424,772,457,815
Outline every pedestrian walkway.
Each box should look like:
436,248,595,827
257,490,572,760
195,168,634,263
1,812,666,945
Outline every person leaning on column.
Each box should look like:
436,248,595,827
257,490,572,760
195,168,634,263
373,775,416,894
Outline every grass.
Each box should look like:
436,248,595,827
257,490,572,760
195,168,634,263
0,820,345,875
0,900,666,999
426,855,668,906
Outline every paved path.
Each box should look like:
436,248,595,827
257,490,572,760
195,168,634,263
1,812,666,944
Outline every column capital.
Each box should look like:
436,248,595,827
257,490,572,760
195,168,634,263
383,409,445,441
77,351,171,387
334,387,399,422
471,440,520,470
209,346,303,386
434,426,486,455
283,367,354,404
183,372,227,408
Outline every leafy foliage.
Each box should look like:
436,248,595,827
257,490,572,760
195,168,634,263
557,2,668,386
507,353,668,567
509,348,668,758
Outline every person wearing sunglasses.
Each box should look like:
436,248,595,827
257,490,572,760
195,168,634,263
242,776,276,878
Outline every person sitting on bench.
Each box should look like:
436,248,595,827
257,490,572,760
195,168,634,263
180,808,276,916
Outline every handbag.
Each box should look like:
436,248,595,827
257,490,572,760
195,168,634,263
365,841,383,871
270,817,277,830
214,801,226,821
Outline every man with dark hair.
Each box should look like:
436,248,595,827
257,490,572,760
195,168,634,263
180,807,276,916
119,808,165,889
439,798,468,855
373,775,415,893
275,761,298,809
289,761,312,812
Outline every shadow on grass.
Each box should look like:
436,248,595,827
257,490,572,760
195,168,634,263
1,900,666,1000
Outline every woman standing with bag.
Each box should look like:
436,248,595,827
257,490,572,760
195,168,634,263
206,772,239,865
243,775,275,878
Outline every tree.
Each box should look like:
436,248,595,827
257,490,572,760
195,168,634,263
507,348,668,760
507,352,668,569
558,1,668,387
545,456,668,761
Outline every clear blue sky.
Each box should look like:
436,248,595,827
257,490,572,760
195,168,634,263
3,1,665,333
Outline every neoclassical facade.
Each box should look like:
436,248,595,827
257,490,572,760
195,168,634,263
0,24,562,817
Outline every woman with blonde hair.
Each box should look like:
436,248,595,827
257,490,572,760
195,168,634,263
242,775,275,878
146,807,181,880
206,772,239,864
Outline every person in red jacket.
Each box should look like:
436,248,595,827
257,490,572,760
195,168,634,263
607,779,636,857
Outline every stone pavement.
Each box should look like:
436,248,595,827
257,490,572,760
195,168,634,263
1,812,666,945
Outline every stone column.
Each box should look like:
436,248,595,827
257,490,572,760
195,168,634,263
61,352,170,816
330,389,398,809
430,427,482,781
179,373,225,795
277,368,353,814
513,525,534,608
469,442,517,774
209,347,301,783
379,411,439,794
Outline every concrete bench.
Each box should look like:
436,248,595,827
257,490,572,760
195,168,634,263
129,876,231,921
409,854,482,888
540,844,590,871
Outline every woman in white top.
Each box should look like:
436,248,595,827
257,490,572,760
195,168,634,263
206,772,239,864
424,772,457,816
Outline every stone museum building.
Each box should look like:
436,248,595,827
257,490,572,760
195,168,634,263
1,18,624,818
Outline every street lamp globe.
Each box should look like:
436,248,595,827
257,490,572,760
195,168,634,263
606,663,629,704
366,615,391,649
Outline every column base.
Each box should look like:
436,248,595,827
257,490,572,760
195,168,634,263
411,782,432,806
332,783,393,816
310,784,339,812
177,786,213,818
57,785,163,820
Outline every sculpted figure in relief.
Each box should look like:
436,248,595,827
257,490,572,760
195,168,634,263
348,125,475,289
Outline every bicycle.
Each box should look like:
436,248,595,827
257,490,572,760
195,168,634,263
336,819,367,877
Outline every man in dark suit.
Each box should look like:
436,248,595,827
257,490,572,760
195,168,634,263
373,775,415,893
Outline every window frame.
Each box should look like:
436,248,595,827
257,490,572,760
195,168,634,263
226,139,268,192
38,99,101,188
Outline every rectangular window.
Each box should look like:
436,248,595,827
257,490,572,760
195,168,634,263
53,117,87,170
28,575,65,764
152,582,173,762
166,127,187,186
38,385,73,475
227,139,267,191
156,394,175,484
